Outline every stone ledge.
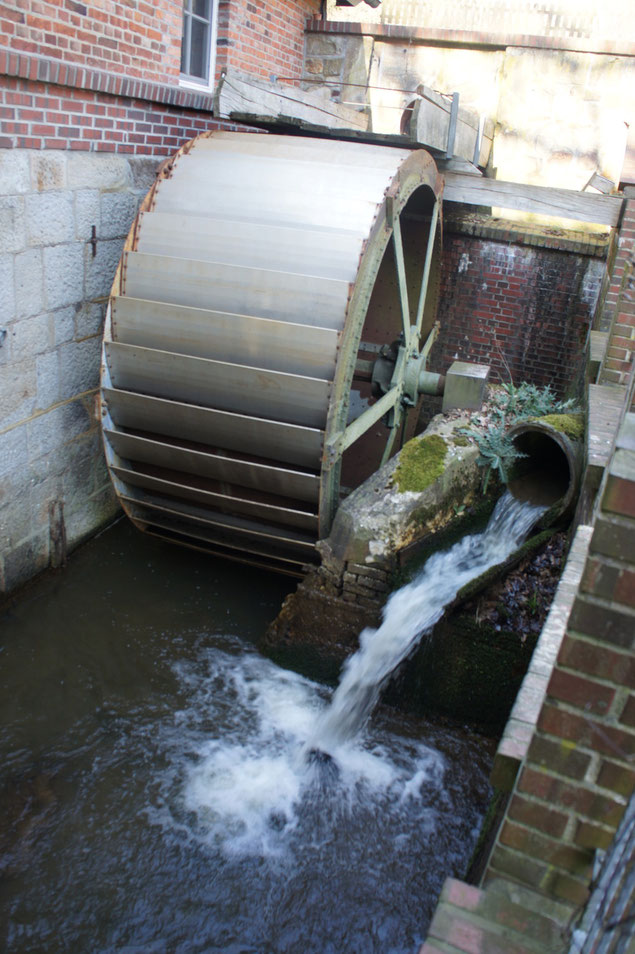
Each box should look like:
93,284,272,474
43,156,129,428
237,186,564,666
589,331,609,382
587,384,626,474
306,19,635,57
491,524,594,791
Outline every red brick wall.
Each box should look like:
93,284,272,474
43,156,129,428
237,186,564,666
0,0,183,83
216,0,320,82
600,192,635,387
0,1,321,155
486,382,635,909
431,231,604,396
0,70,237,154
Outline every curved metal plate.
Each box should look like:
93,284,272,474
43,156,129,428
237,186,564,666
102,388,323,469
153,174,380,234
104,429,320,503
105,342,331,429
120,492,317,552
122,252,349,330
112,465,319,532
195,132,410,170
111,296,338,379
136,211,363,282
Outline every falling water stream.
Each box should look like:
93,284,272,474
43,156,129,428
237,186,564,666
0,492,543,954
312,491,546,752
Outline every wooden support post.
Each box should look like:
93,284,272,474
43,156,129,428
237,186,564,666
446,92,460,159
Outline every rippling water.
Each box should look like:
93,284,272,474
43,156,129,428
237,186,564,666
1,519,494,954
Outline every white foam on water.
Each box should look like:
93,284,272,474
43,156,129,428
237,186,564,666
155,492,541,863
153,644,447,859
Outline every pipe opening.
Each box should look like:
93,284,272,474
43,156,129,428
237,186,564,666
507,430,572,510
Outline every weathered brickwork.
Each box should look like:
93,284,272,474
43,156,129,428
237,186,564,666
482,398,635,910
430,229,605,396
0,71,236,154
599,192,635,388
217,0,319,82
341,561,391,611
420,201,635,952
0,0,183,83
309,13,635,57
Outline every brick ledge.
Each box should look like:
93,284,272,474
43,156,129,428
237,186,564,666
491,523,594,791
0,45,216,114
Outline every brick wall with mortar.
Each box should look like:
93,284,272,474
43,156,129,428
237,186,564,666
484,391,635,914
599,191,635,388
0,1,318,596
428,220,607,397
217,0,320,83
0,0,184,84
0,0,320,88
418,402,635,953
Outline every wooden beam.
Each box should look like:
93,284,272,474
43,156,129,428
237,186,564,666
409,90,493,168
443,174,624,226
215,68,368,132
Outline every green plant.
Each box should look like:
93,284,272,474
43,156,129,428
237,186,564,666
463,382,582,494
527,587,539,616
460,425,527,493
493,382,579,421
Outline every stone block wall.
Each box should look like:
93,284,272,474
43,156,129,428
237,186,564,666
0,1,320,596
303,19,635,194
0,149,159,594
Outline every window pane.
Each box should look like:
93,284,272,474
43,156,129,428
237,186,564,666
190,16,208,78
193,0,209,19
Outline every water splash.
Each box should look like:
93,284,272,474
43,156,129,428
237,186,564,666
160,492,542,864
311,491,545,752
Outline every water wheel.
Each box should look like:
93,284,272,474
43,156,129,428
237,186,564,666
100,132,442,575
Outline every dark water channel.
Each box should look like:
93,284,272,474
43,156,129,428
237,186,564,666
1,519,494,954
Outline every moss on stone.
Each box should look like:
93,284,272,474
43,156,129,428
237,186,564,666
534,412,584,440
392,434,448,493
451,434,470,447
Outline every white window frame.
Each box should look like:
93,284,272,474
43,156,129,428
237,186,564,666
179,0,218,92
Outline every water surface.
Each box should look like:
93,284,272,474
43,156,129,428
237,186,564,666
1,519,494,954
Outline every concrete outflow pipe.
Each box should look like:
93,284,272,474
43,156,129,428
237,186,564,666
505,420,583,524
